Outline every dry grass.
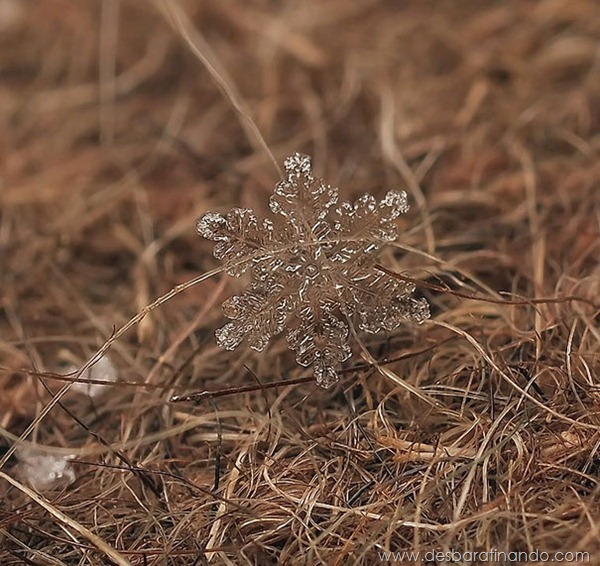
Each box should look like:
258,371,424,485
1,0,599,564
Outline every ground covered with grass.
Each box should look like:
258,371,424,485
1,0,599,564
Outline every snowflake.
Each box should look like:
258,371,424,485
197,153,430,388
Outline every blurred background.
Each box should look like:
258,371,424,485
1,0,599,563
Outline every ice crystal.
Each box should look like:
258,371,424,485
197,153,430,388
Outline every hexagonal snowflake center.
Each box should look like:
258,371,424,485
285,249,324,281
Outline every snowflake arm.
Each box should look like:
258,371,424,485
269,153,338,243
215,277,298,352
196,208,274,277
343,271,430,333
287,307,352,388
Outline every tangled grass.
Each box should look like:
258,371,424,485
1,0,599,564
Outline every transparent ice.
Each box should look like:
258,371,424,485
197,153,430,388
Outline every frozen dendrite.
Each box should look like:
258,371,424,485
198,153,430,388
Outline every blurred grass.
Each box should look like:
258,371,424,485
0,0,599,564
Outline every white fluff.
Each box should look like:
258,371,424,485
17,447,75,491
69,355,118,398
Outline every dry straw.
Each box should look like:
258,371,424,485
1,0,599,564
